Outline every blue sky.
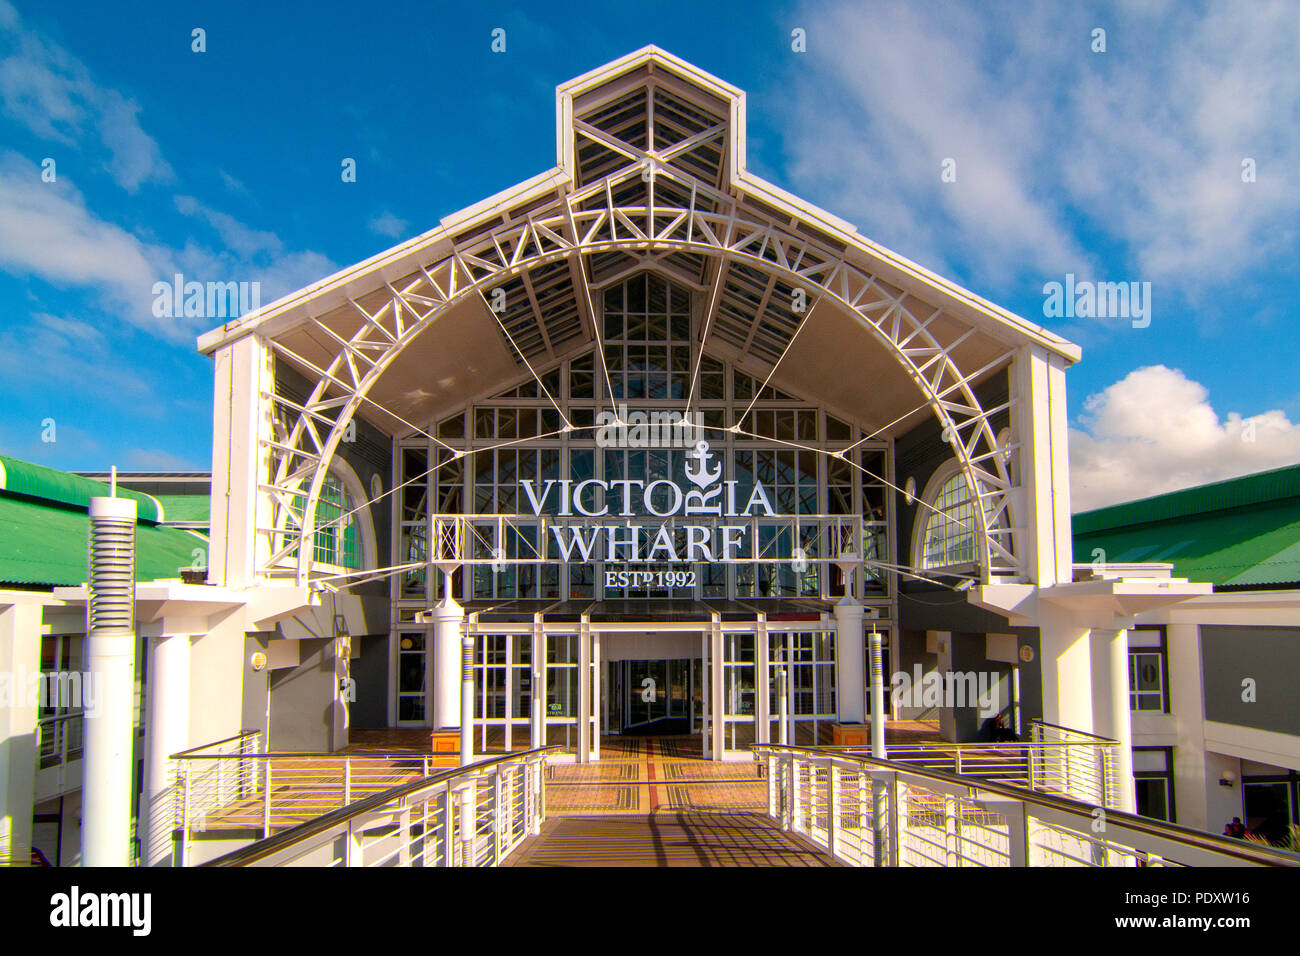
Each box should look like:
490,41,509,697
1,0,1297,508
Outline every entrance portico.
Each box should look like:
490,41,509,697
421,603,848,762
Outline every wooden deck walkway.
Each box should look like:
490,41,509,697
506,812,842,867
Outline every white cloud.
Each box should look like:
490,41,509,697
174,195,283,259
0,312,153,399
0,149,337,343
0,1,173,191
784,1,1092,285
784,0,1300,293
1069,365,1300,511
0,151,163,312
368,210,409,239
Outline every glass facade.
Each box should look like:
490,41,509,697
389,272,889,741
393,273,894,607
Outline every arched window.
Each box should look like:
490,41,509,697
913,461,984,571
288,464,373,572
314,473,362,569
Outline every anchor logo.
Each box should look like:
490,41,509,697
684,440,723,515
684,440,721,488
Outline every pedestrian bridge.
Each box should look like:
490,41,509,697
192,737,1299,868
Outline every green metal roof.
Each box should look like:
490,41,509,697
0,493,203,588
0,455,163,523
152,493,210,526
1073,464,1300,587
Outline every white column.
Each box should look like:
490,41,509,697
1167,622,1208,829
431,579,464,732
577,619,591,763
1100,627,1136,812
531,619,544,749
834,597,866,724
1010,344,1073,587
755,615,770,743
0,600,43,866
710,617,724,760
590,631,600,761
701,631,711,758
208,335,274,588
1036,604,1094,733
142,634,191,866
869,628,886,758
82,495,137,868
460,628,474,767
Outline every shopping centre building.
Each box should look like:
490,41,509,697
193,47,1210,769
11,46,1276,867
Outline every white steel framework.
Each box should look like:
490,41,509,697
207,47,1077,592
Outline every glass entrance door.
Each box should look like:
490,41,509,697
620,659,691,732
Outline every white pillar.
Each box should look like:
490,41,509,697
460,630,474,767
142,634,191,866
82,495,137,867
869,628,886,758
834,597,866,724
1010,344,1074,587
577,620,591,763
531,620,544,749
0,600,43,866
431,583,464,731
1103,627,1137,812
1167,622,1208,829
710,617,724,760
1037,604,1094,732
208,335,274,588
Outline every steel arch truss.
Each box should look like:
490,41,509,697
259,160,1021,586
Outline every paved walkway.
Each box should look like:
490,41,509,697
545,735,767,815
506,812,842,867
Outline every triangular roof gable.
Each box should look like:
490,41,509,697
199,46,1078,366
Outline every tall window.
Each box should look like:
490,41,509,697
918,469,979,569
1133,747,1175,821
313,473,362,569
602,273,692,399
1129,627,1168,712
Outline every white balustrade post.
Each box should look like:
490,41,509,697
766,755,779,819
944,795,958,866
441,789,455,866
262,762,272,837
827,763,840,857
492,771,503,865
780,756,792,830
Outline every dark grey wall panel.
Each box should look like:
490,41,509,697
351,635,389,730
1202,626,1300,736
268,638,334,751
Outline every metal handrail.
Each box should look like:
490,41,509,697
173,747,438,761
1029,718,1115,744
171,730,262,758
203,746,562,867
752,743,1300,867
